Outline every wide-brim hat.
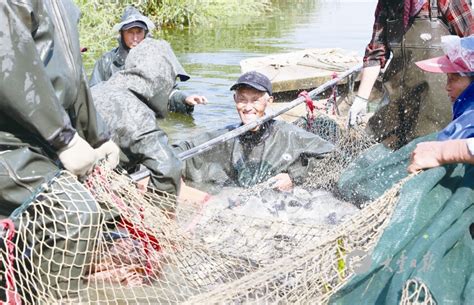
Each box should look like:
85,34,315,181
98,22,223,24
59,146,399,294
415,55,471,73
416,35,474,74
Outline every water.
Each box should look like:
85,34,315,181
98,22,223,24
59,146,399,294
158,0,377,142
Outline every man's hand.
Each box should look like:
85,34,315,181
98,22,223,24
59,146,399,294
347,95,368,127
268,173,293,192
95,140,120,170
408,139,474,173
408,141,445,173
184,95,208,106
178,179,211,204
58,133,98,176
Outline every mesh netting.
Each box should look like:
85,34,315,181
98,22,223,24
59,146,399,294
1,113,413,304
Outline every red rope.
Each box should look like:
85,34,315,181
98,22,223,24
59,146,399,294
299,91,316,129
328,72,339,115
86,167,161,277
0,219,21,305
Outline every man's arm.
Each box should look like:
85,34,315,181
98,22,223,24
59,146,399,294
169,85,208,115
408,138,474,173
0,1,75,150
89,56,109,87
348,1,389,126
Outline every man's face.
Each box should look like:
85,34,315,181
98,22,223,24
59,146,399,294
122,27,146,49
446,73,472,103
234,87,273,129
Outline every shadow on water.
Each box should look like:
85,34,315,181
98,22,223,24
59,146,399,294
157,0,377,142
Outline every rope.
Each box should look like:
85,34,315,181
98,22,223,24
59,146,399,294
0,219,21,305
299,91,316,129
328,72,340,116
86,167,162,277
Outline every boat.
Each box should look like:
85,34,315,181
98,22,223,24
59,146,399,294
239,48,362,96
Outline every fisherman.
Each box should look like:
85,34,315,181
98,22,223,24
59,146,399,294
174,71,334,192
91,38,185,197
408,35,474,172
0,0,120,300
89,6,207,118
347,0,473,149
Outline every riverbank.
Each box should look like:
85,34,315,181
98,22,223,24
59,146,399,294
74,0,271,73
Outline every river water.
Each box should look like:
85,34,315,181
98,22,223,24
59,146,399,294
158,0,377,142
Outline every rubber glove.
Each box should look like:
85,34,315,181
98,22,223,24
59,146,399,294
95,140,120,170
58,133,98,176
347,95,368,127
408,139,474,173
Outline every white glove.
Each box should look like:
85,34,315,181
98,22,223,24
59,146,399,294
58,133,98,176
95,140,120,170
348,95,368,127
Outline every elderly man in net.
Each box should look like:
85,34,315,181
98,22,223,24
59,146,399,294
174,71,334,192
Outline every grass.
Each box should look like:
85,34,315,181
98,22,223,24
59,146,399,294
74,0,271,73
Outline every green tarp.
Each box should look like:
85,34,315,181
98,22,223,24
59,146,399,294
331,133,474,304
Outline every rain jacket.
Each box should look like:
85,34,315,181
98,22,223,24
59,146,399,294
366,0,472,149
91,38,183,195
0,0,109,215
0,0,106,300
88,7,193,116
438,80,474,140
173,120,334,188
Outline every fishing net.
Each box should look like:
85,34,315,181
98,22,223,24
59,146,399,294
0,110,401,305
1,110,472,304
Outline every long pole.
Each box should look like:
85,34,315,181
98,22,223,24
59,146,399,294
177,63,362,161
129,63,362,182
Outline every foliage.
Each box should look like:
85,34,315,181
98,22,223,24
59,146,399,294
74,0,271,73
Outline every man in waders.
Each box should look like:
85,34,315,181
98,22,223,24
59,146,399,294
0,0,120,301
91,38,187,198
347,0,473,149
174,71,334,192
89,6,208,117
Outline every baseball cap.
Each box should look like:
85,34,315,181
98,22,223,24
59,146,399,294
416,35,474,74
230,71,273,95
121,20,147,31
